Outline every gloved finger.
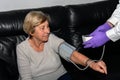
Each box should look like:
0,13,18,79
92,45,96,48
92,45,99,48
83,43,93,48
83,39,95,48
83,41,89,45
89,31,96,36
90,32,95,36
91,43,97,48
83,39,93,45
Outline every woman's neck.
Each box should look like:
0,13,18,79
29,38,44,52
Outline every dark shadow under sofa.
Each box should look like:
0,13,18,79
0,0,120,80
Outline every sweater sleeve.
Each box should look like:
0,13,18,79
49,33,64,53
49,33,76,61
16,45,32,80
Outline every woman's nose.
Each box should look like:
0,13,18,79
45,27,50,33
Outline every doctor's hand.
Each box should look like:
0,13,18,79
90,22,111,36
83,31,110,48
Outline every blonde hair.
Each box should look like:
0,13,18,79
23,11,50,35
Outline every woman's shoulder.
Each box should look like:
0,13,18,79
17,37,29,48
49,33,63,41
48,33,64,45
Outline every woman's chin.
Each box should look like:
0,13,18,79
43,38,48,42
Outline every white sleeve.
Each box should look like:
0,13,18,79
107,0,120,25
106,21,120,42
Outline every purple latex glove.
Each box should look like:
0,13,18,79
90,22,111,36
83,32,110,48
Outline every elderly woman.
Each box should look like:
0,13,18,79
16,11,107,80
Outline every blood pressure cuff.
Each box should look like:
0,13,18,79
59,42,76,61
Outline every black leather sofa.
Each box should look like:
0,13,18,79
0,0,119,80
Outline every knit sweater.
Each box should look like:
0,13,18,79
16,33,67,80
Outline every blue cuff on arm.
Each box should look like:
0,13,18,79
58,42,76,61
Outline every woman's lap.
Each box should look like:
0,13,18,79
57,73,73,80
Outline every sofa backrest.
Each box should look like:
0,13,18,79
0,5,71,80
0,0,118,80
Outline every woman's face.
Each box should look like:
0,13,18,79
31,20,50,42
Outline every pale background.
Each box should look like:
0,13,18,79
0,0,104,12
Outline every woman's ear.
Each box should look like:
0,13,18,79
29,28,35,36
29,32,34,38
29,32,33,36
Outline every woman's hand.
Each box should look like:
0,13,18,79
88,60,107,74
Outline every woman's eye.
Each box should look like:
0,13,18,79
47,26,49,28
40,26,44,30
41,28,44,30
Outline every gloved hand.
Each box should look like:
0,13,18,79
90,22,111,36
83,31,110,48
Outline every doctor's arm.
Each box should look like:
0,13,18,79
83,0,120,48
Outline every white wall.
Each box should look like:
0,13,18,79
0,0,104,12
